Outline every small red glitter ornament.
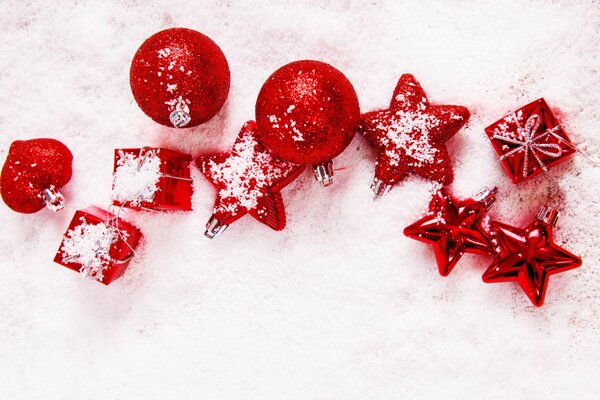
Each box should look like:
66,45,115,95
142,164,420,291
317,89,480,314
197,121,304,238
1,138,73,214
54,206,142,285
483,206,582,307
359,74,470,197
130,27,230,128
112,147,193,212
484,98,576,184
404,187,497,277
255,60,360,187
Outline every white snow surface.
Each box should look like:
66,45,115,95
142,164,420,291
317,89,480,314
1,1,599,398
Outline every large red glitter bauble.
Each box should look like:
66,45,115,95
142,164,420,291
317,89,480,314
255,60,360,165
130,27,230,128
1,138,73,213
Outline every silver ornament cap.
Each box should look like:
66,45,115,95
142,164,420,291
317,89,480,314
537,205,559,227
474,186,498,211
370,178,392,198
205,215,228,239
42,186,65,212
313,160,334,187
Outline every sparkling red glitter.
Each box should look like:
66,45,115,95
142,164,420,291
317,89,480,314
1,138,73,213
255,60,360,165
130,27,230,128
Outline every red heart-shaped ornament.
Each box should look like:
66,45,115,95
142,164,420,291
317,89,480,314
1,138,73,213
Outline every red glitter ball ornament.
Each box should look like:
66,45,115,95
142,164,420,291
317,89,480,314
130,27,230,128
404,187,497,276
483,206,582,307
359,74,470,197
255,60,360,187
197,121,304,238
1,138,73,214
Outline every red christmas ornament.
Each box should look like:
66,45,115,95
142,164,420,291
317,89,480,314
54,206,143,285
130,27,230,128
112,147,193,212
358,74,470,197
483,206,582,307
1,138,73,214
197,121,304,238
255,60,360,187
404,187,497,277
484,98,576,184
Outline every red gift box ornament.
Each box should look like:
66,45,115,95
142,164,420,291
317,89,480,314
112,148,193,211
485,99,576,183
54,206,142,284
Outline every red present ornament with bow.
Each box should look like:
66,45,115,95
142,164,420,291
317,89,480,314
54,206,143,285
484,98,576,183
112,148,193,211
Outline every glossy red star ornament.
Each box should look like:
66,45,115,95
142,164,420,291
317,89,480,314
359,74,470,197
404,187,497,276
483,206,582,307
197,121,304,238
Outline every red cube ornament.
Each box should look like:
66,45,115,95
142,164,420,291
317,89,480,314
112,148,193,211
484,98,576,183
54,206,142,285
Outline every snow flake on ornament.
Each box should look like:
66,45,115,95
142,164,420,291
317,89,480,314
157,47,172,58
165,96,190,113
59,216,121,282
112,149,162,207
55,207,143,284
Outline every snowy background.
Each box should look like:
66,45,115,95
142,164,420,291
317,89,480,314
1,0,599,398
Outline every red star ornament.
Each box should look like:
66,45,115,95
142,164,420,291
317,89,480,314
404,187,497,276
197,121,304,238
359,74,470,197
482,207,582,307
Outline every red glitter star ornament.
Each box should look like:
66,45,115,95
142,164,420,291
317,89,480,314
359,74,470,197
482,206,582,307
197,121,304,238
404,187,497,276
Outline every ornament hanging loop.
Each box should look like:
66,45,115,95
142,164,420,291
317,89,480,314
205,215,228,239
42,186,65,212
313,160,334,187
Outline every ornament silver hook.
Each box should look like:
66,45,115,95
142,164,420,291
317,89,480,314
42,186,65,212
474,186,498,211
205,215,228,239
537,205,559,227
370,178,392,198
312,160,334,187
168,98,191,128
